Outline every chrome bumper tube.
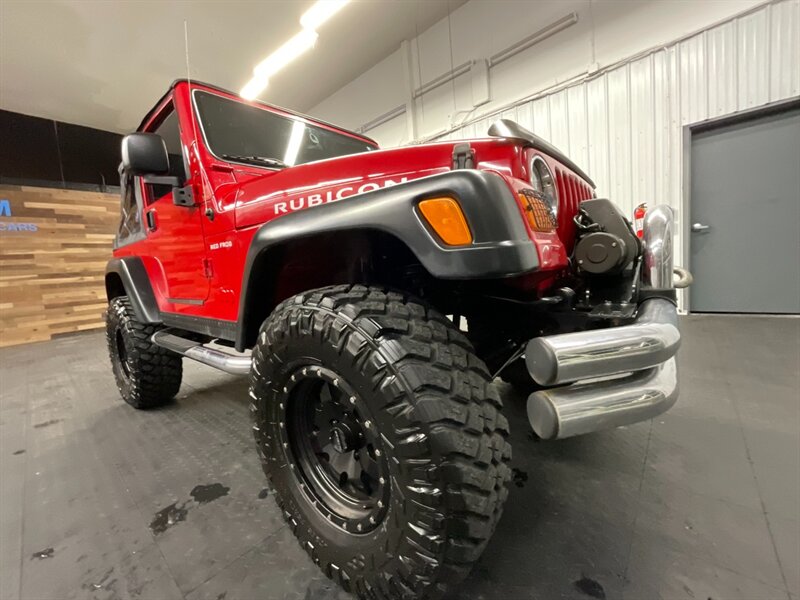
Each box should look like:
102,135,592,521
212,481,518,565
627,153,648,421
525,297,679,386
526,205,682,440
527,358,677,440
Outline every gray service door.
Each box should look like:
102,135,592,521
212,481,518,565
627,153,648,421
690,108,800,314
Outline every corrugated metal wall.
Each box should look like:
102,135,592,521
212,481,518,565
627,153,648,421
440,0,799,284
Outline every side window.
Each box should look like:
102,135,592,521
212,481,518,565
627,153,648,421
115,170,144,247
145,104,187,203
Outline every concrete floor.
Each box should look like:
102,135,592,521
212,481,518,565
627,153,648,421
0,315,798,600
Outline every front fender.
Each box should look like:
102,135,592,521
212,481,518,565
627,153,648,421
235,170,538,349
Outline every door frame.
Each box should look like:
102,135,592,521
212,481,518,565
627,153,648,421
680,95,800,313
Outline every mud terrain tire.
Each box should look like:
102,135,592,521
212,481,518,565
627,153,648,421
106,296,182,409
250,285,511,599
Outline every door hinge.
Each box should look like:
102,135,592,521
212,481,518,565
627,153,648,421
203,258,214,279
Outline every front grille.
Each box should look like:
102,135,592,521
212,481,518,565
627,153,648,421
555,168,594,249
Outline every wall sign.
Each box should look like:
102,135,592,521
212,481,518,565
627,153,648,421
0,199,39,232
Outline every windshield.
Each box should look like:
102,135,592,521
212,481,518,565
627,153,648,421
194,91,376,167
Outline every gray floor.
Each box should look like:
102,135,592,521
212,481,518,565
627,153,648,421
0,315,798,600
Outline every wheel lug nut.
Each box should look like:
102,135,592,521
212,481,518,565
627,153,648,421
283,442,288,448
279,403,284,410
379,477,385,485
350,396,356,404
374,449,381,457
333,378,339,386
357,523,362,531
364,421,372,428
369,516,376,524
377,500,383,508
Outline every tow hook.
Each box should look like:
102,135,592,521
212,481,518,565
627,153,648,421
673,266,693,288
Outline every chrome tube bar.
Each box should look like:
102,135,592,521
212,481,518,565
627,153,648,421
152,331,251,375
527,358,678,440
525,298,679,386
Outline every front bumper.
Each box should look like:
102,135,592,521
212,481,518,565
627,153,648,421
525,205,682,440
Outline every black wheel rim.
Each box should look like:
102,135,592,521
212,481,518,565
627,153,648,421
281,365,390,534
115,328,131,378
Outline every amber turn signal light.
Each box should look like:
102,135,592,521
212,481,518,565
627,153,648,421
418,197,473,246
519,189,557,232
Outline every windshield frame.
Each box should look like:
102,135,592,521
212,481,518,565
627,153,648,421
191,88,378,171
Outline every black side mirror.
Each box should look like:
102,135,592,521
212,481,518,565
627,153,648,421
121,132,170,176
121,132,193,207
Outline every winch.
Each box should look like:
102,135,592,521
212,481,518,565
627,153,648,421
573,198,641,275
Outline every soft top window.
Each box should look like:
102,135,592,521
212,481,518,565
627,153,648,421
194,91,376,168
145,103,186,202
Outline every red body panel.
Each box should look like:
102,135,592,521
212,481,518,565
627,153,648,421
113,82,594,324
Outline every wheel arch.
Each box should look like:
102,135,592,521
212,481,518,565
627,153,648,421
236,228,427,350
105,257,161,324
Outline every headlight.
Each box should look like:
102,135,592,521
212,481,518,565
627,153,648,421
530,156,558,220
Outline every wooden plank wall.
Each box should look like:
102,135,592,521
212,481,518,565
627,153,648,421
0,184,119,347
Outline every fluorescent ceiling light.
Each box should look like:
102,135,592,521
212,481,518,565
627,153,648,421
254,29,318,79
240,77,268,100
300,0,351,31
283,120,306,166
240,0,349,100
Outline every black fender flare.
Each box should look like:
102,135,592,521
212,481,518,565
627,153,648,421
105,257,161,324
235,170,538,349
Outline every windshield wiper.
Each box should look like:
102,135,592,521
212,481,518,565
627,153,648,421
220,154,289,169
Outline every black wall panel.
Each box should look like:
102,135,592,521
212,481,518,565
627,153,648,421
0,109,122,189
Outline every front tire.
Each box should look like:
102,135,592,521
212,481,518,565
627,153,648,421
105,296,182,409
250,285,511,599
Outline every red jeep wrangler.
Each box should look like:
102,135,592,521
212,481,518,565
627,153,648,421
105,80,685,599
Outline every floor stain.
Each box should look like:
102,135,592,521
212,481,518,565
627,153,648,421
216,593,227,600
258,488,269,500
511,467,529,488
33,419,62,429
31,547,54,560
82,567,116,593
190,483,230,504
574,576,606,599
149,502,189,535
13,449,25,455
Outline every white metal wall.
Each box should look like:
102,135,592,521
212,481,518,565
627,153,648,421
436,0,799,289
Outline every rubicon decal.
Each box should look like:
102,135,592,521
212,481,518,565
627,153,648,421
274,177,409,215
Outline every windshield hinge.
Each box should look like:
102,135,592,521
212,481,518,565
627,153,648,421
451,143,476,170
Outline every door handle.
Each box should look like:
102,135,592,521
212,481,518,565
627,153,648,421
146,209,157,232
691,222,710,232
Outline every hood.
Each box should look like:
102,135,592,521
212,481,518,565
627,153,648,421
234,138,525,229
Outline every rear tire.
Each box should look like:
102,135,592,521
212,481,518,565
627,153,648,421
106,296,182,409
249,285,511,599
